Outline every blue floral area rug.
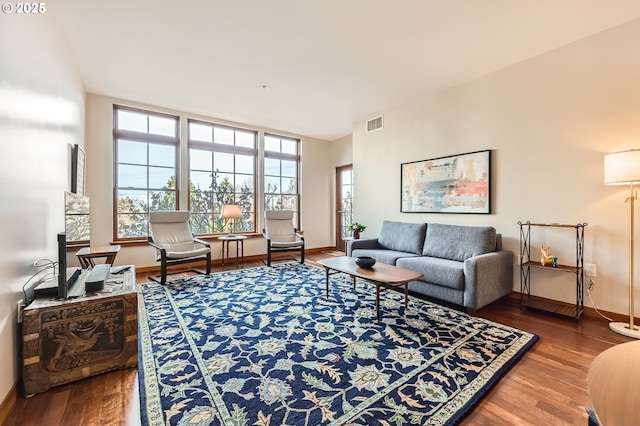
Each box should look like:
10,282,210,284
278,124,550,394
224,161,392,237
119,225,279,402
138,263,537,425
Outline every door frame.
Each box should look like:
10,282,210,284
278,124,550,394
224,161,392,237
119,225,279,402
335,164,353,251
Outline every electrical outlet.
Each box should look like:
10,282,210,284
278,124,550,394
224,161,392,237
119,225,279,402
585,263,597,277
17,299,24,323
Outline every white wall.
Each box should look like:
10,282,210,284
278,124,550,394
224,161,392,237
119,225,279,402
0,15,85,406
326,134,354,246
331,134,353,168
353,19,640,317
85,94,335,267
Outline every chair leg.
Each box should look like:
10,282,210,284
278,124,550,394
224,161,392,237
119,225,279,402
300,247,305,264
161,261,167,284
205,253,211,275
267,247,271,266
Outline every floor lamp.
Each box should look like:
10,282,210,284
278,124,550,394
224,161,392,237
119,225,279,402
605,149,640,339
220,204,243,236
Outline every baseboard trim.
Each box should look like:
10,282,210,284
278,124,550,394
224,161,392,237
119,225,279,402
0,382,17,424
134,247,339,275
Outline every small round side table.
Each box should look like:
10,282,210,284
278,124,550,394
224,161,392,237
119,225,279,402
218,235,247,268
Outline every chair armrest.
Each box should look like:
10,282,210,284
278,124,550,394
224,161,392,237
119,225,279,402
148,236,167,260
295,232,305,241
347,238,379,256
193,237,211,248
262,229,271,244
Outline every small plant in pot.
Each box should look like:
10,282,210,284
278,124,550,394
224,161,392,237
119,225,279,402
347,222,367,239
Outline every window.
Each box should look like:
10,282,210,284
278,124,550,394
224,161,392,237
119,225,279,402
264,134,300,227
113,106,179,240
188,120,257,235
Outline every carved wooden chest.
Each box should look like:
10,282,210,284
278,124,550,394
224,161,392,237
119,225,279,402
22,266,137,395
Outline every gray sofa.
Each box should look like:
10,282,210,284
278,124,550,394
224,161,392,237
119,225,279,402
347,221,513,311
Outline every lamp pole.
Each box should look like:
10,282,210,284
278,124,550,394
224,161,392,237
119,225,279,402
627,183,636,332
605,150,640,338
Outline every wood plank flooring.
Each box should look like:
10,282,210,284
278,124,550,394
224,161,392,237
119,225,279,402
3,251,631,425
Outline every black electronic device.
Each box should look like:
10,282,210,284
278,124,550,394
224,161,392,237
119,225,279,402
55,232,85,299
33,266,84,297
57,232,68,298
85,264,110,292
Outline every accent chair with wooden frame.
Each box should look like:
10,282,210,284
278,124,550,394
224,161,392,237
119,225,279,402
263,210,305,266
148,211,211,284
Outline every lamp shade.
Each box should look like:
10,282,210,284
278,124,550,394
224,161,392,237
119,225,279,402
220,204,242,220
605,150,640,185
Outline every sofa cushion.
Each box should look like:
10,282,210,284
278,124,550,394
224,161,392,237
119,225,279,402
397,256,465,290
378,221,427,255
422,223,496,262
351,249,418,266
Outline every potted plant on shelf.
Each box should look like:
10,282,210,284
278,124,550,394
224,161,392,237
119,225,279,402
347,222,367,239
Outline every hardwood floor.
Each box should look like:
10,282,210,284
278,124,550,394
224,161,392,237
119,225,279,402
3,251,631,425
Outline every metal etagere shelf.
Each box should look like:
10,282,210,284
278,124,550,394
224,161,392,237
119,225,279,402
518,221,587,319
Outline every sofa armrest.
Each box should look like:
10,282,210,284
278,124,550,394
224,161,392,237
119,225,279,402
347,238,379,256
463,250,513,310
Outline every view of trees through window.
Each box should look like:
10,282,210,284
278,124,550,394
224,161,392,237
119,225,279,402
113,107,300,240
188,120,257,235
114,107,179,239
264,134,300,227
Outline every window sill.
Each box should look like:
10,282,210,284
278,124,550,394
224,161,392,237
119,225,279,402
113,233,264,247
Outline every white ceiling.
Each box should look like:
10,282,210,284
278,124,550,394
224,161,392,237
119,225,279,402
49,0,640,141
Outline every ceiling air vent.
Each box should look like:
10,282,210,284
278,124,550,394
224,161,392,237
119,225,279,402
366,115,383,133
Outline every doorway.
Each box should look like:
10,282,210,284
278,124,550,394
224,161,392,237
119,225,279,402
335,165,353,251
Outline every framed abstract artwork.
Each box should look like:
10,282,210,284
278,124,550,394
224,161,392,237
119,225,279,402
401,149,491,213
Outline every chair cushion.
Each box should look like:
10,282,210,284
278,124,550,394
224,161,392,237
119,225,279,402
265,211,300,243
150,211,194,245
166,247,210,260
265,210,294,220
150,210,191,224
270,241,304,248
149,211,209,257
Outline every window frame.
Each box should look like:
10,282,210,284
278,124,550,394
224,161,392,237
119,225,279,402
263,133,301,230
113,105,180,242
187,118,258,236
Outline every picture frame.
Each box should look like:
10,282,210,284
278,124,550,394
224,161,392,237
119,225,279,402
71,144,85,195
401,149,491,214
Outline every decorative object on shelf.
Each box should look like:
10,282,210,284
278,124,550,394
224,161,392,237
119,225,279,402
220,204,243,236
540,245,554,266
553,257,559,268
347,222,367,239
355,256,376,269
401,149,491,214
604,149,640,339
